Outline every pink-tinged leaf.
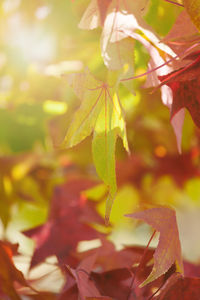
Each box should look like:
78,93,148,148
170,108,185,154
78,0,111,29
101,0,175,71
163,10,200,57
126,207,183,286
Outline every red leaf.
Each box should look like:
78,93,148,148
126,207,183,286
59,254,102,300
91,268,133,300
158,52,200,130
157,275,200,300
78,239,154,272
24,178,105,268
184,260,200,278
0,241,28,300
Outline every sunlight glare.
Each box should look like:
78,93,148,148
7,14,56,64
3,0,21,13
35,5,51,20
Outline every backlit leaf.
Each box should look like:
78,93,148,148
64,69,129,223
126,207,183,286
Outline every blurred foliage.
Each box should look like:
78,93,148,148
0,0,200,265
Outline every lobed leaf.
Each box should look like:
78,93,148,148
64,70,129,223
126,207,183,286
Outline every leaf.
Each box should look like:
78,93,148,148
0,241,28,300
60,254,102,300
91,268,133,300
24,178,105,268
126,207,183,286
78,0,112,29
183,0,200,32
78,239,154,272
100,0,149,69
157,275,200,300
80,0,150,71
64,69,129,223
158,52,200,142
163,10,199,56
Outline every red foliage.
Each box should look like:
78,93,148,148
159,52,200,128
23,178,105,268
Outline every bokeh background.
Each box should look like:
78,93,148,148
1,0,200,288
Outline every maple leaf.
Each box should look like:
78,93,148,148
64,69,129,223
158,52,200,144
24,178,105,268
126,207,183,286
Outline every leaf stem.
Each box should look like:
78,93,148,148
163,0,184,7
120,55,179,82
127,230,157,300
120,42,200,82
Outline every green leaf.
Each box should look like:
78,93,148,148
64,70,103,147
64,69,129,223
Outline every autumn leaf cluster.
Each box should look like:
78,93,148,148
1,0,200,299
